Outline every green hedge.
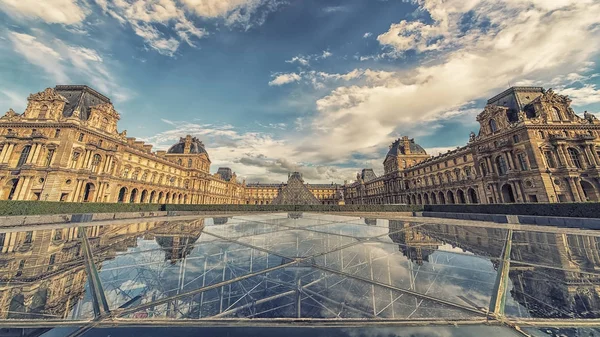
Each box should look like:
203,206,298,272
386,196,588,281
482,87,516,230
424,203,600,218
0,201,422,216
0,200,163,216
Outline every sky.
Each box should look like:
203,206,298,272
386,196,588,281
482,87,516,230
1,0,600,184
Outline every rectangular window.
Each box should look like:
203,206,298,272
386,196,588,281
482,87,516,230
45,149,55,167
513,134,520,143
517,153,528,171
78,133,84,142
528,195,538,202
544,151,556,168
54,129,61,138
24,231,33,244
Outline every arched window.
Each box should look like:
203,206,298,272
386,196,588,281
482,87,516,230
101,117,109,130
132,170,139,180
177,159,182,166
551,107,561,121
568,148,582,169
141,172,148,181
39,105,48,119
464,167,471,179
496,155,508,175
90,154,101,172
17,145,31,167
489,119,498,133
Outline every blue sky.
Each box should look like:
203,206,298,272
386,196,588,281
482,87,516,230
1,0,600,183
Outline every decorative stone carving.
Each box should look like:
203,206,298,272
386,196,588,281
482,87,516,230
584,111,598,123
1,108,21,121
27,88,68,102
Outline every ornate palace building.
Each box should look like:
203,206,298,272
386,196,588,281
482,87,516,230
0,85,245,204
344,87,600,205
0,85,342,205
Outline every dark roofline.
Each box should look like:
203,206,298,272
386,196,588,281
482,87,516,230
486,86,544,104
55,85,112,103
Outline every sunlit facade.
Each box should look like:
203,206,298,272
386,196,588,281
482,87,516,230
344,87,600,205
0,85,245,204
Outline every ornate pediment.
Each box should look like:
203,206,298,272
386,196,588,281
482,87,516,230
28,88,68,103
1,108,21,121
90,102,121,120
539,88,571,105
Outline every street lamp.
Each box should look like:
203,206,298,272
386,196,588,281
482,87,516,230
546,169,558,203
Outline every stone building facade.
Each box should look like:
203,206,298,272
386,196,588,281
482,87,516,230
344,87,600,205
0,85,245,204
243,180,342,205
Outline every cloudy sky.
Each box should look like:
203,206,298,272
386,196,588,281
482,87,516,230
1,0,600,183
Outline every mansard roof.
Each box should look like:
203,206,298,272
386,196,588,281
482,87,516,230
386,137,427,158
54,85,112,121
167,136,208,155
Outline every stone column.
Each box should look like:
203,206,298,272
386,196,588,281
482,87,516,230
25,144,37,164
72,180,84,202
486,156,495,174
575,177,588,201
14,176,32,200
557,145,569,167
0,144,8,163
584,146,596,167
30,144,43,165
504,151,514,170
588,145,599,166
567,177,582,202
511,181,523,202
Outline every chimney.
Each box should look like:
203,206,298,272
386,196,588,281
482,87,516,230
402,136,411,154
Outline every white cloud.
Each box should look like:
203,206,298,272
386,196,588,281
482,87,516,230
8,32,68,83
285,0,600,163
363,32,372,38
0,89,28,112
0,0,88,24
180,0,280,28
94,0,208,56
139,120,360,183
8,31,132,102
285,50,333,67
561,85,600,106
285,55,310,66
269,73,301,86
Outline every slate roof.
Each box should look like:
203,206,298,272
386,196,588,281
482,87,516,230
386,138,427,157
54,85,111,121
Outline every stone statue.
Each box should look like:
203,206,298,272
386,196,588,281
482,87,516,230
469,131,476,142
584,111,598,123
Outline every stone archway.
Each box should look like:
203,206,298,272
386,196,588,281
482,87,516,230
438,191,446,204
431,192,437,204
417,194,422,205
83,183,95,202
149,191,156,203
501,184,516,203
117,187,128,203
468,188,479,204
129,188,138,203
580,180,599,202
424,193,430,205
447,191,455,204
140,190,148,203
456,189,466,204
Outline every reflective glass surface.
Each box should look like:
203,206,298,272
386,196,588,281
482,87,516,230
0,212,599,336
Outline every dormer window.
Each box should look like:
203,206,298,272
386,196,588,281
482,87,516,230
551,107,561,121
39,105,48,119
489,119,498,133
